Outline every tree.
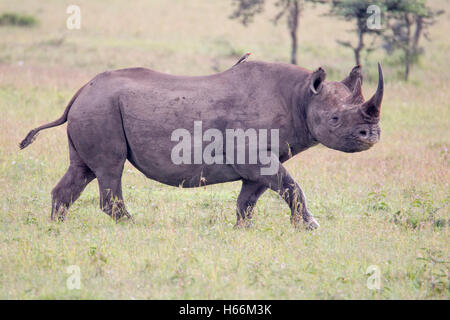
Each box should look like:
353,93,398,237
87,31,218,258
328,0,384,66
383,0,443,81
230,0,321,65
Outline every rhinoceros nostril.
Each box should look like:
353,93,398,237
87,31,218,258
359,130,367,137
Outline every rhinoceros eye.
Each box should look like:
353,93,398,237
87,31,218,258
329,116,340,126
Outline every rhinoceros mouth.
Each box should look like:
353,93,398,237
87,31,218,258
342,145,372,153
340,136,377,153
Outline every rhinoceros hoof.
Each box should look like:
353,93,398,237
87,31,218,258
291,215,320,230
115,213,135,224
305,217,320,230
234,219,253,229
51,207,67,222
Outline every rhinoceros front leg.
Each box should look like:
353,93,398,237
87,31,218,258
233,162,320,230
235,179,267,228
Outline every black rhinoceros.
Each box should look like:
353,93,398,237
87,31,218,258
20,59,383,229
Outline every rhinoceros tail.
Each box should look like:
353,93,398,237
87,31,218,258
19,84,87,149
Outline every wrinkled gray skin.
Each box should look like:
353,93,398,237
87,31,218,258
20,60,384,229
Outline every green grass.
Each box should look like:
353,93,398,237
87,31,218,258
0,0,448,299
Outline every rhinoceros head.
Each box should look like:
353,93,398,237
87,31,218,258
305,63,384,153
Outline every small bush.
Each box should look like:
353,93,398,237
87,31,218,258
0,12,38,27
367,191,390,212
392,191,448,229
415,249,449,297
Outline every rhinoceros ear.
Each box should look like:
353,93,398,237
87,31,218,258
342,65,363,91
309,67,326,95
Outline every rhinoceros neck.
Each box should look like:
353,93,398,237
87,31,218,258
256,63,318,159
283,92,319,159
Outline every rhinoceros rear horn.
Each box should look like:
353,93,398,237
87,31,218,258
360,63,384,119
342,64,362,91
346,77,364,104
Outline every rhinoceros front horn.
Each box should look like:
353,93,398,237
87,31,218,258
360,63,384,119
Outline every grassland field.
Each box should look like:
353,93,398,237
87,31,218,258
0,0,448,299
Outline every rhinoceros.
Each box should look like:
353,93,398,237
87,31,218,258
20,59,383,229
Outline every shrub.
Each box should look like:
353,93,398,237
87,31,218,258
0,12,38,27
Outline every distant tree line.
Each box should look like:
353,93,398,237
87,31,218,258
229,0,443,81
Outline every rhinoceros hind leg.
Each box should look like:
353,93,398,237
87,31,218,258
96,169,133,223
51,160,95,221
67,111,133,222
